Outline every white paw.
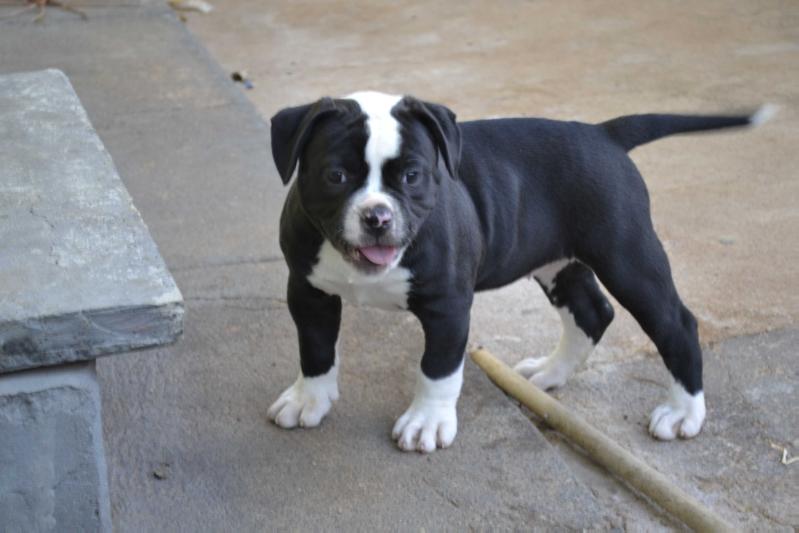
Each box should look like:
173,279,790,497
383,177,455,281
514,356,548,376
392,402,457,453
267,367,339,429
392,362,464,453
514,356,571,390
513,307,594,390
649,382,706,440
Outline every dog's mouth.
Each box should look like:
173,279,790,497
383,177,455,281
356,245,398,266
335,239,404,272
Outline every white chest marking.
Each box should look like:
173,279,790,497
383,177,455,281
307,241,411,311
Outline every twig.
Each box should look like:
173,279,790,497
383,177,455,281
470,347,736,532
0,0,87,22
769,442,798,465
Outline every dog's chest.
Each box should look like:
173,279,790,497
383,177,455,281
307,241,411,311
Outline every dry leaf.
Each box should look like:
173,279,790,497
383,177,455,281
168,0,213,14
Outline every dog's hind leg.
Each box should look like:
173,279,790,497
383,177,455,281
515,260,615,390
586,221,706,440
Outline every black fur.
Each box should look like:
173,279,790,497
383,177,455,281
601,113,752,151
272,97,753,393
537,262,615,345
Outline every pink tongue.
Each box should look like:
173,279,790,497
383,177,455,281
359,245,398,266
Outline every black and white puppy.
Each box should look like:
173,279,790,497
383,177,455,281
267,91,773,453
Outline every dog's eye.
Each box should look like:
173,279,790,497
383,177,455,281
327,170,347,184
402,170,419,185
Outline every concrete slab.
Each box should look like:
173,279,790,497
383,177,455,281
0,7,232,121
100,295,612,531
96,104,284,267
0,69,182,372
185,1,798,528
0,361,111,532
527,329,799,531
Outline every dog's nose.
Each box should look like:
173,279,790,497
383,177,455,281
362,205,393,231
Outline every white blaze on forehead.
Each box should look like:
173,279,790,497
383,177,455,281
345,91,403,193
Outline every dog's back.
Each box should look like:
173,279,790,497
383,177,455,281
455,110,767,289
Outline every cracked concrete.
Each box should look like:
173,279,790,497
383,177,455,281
544,329,799,530
171,255,286,273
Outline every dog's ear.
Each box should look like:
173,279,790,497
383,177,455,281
271,97,339,185
402,97,461,178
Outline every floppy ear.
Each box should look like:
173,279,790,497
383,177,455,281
402,97,462,178
270,97,338,185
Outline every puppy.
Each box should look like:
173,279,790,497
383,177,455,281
267,91,773,452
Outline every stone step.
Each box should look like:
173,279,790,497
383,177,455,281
0,362,110,532
0,69,183,373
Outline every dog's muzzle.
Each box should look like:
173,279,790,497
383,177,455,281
341,195,404,269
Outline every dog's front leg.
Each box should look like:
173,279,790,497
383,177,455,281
393,298,471,453
268,274,342,429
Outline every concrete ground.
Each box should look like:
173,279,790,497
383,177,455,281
187,1,798,529
0,0,796,531
189,0,799,348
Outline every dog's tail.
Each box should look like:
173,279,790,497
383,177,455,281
600,104,778,152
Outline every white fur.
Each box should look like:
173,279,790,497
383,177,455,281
267,354,340,428
345,90,403,193
530,258,572,289
515,259,595,389
342,190,405,246
308,240,410,310
342,91,403,244
749,104,779,127
392,360,463,453
649,381,706,440
514,307,595,389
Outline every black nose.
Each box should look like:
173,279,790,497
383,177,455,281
362,205,393,231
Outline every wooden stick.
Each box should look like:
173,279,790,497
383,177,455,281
470,347,735,533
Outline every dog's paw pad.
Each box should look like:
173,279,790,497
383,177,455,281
267,373,339,429
648,384,706,440
392,403,457,453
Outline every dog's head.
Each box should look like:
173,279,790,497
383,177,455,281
271,92,460,273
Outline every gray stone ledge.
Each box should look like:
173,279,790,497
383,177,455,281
0,69,183,373
0,303,183,373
